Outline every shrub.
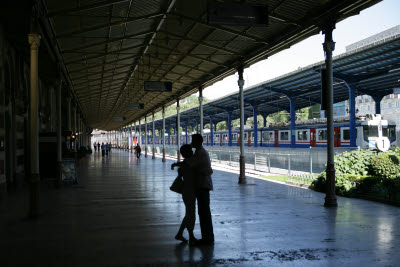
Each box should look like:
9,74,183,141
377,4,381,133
370,152,400,179
334,149,376,175
312,149,375,195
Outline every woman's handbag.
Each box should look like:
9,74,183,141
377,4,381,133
170,175,183,194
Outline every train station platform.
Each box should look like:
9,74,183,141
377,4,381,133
1,149,399,267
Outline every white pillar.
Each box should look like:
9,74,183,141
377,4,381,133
28,32,41,218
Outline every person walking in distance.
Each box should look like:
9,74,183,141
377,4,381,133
101,142,105,157
172,134,214,245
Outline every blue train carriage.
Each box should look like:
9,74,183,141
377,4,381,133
199,114,396,149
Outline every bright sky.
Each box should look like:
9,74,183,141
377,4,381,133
200,0,400,100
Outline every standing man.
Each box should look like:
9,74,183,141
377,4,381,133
172,134,214,245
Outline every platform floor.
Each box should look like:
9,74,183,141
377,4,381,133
1,149,400,266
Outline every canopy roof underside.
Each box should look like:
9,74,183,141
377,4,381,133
137,34,400,130
41,0,381,130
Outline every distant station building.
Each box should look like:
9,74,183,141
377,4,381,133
338,25,400,145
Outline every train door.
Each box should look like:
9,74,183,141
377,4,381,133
220,135,223,146
334,127,341,147
274,130,279,147
237,133,240,146
248,132,252,147
310,128,316,147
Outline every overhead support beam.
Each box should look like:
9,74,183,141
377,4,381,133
160,30,243,56
238,65,246,184
57,14,163,38
105,0,177,128
48,0,130,17
263,85,293,97
151,43,229,68
322,22,337,208
170,12,269,44
64,44,144,65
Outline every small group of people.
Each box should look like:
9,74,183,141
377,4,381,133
134,144,142,159
93,142,112,157
171,134,214,246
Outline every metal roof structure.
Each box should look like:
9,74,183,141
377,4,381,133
28,0,383,130
137,33,400,131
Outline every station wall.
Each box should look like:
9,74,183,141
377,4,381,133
0,24,58,186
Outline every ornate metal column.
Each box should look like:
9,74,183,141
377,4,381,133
289,97,296,148
228,112,232,147
162,107,166,162
253,106,258,147
210,116,213,146
145,117,148,157
323,22,338,207
152,113,155,159
238,65,246,184
177,99,181,161
199,87,204,136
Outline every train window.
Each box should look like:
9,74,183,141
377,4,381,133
232,134,237,141
383,125,396,141
318,129,327,141
280,131,289,141
251,132,254,141
297,130,308,141
262,132,268,141
343,129,350,140
342,129,357,141
269,132,274,141
244,133,248,139
363,126,379,141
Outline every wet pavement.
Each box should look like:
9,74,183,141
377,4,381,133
1,149,400,266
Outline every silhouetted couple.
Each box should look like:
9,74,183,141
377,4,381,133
171,134,214,246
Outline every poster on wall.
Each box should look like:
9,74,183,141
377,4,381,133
61,159,76,183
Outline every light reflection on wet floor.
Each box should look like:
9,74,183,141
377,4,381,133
1,149,400,266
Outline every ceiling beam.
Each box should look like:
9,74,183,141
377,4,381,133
160,30,242,56
48,0,130,17
56,13,163,38
104,0,178,128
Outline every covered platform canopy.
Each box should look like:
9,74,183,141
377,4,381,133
132,33,400,131
16,0,382,130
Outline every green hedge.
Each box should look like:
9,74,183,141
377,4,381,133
370,153,400,179
312,147,400,201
